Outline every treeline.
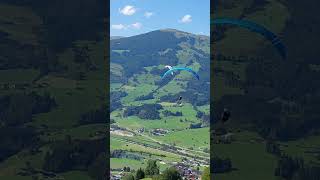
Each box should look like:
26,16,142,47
162,110,182,117
190,123,202,129
43,136,106,180
122,160,210,180
121,160,160,180
159,94,179,103
264,141,320,180
111,148,166,159
111,150,142,161
134,93,154,101
159,91,209,107
122,160,184,180
150,67,166,76
274,154,320,180
265,141,281,156
110,91,126,112
212,26,228,42
0,37,42,70
0,127,37,161
179,91,209,107
197,111,210,126
211,156,233,173
72,45,97,72
79,104,108,125
123,104,163,120
0,92,56,127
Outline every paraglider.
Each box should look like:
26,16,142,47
176,96,183,106
162,67,200,80
165,65,174,75
221,108,231,123
160,66,199,107
212,18,287,59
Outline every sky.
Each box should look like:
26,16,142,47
110,0,210,37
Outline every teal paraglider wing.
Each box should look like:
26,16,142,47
162,67,200,80
212,18,287,59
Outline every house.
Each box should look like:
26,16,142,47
151,128,169,136
213,133,234,144
137,128,144,133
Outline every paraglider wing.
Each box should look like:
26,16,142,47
165,65,174,75
212,18,287,59
162,67,200,80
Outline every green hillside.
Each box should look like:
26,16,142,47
212,0,320,180
110,29,210,179
0,1,107,180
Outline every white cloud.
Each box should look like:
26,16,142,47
119,5,137,16
111,23,142,30
144,11,154,18
111,24,127,30
131,22,142,29
180,14,192,23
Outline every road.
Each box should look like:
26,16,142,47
111,127,210,166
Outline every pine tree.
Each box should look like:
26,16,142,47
135,168,145,179
145,160,160,176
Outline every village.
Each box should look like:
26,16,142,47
110,124,209,179
110,161,205,180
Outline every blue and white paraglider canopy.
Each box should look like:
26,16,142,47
212,18,287,59
162,66,200,80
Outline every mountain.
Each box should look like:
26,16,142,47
110,28,210,108
110,29,210,82
110,29,210,106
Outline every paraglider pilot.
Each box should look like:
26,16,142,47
221,108,230,123
177,96,182,106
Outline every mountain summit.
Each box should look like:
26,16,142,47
110,29,209,55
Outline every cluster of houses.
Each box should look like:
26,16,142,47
151,128,169,136
110,170,125,180
181,158,203,168
110,174,121,180
174,163,202,180
212,132,234,144
0,83,32,90
110,167,203,180
110,124,121,131
137,127,145,133
110,124,135,137
137,128,169,136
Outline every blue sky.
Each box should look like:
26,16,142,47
110,0,210,37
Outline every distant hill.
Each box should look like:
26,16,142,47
110,29,210,83
110,29,210,107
